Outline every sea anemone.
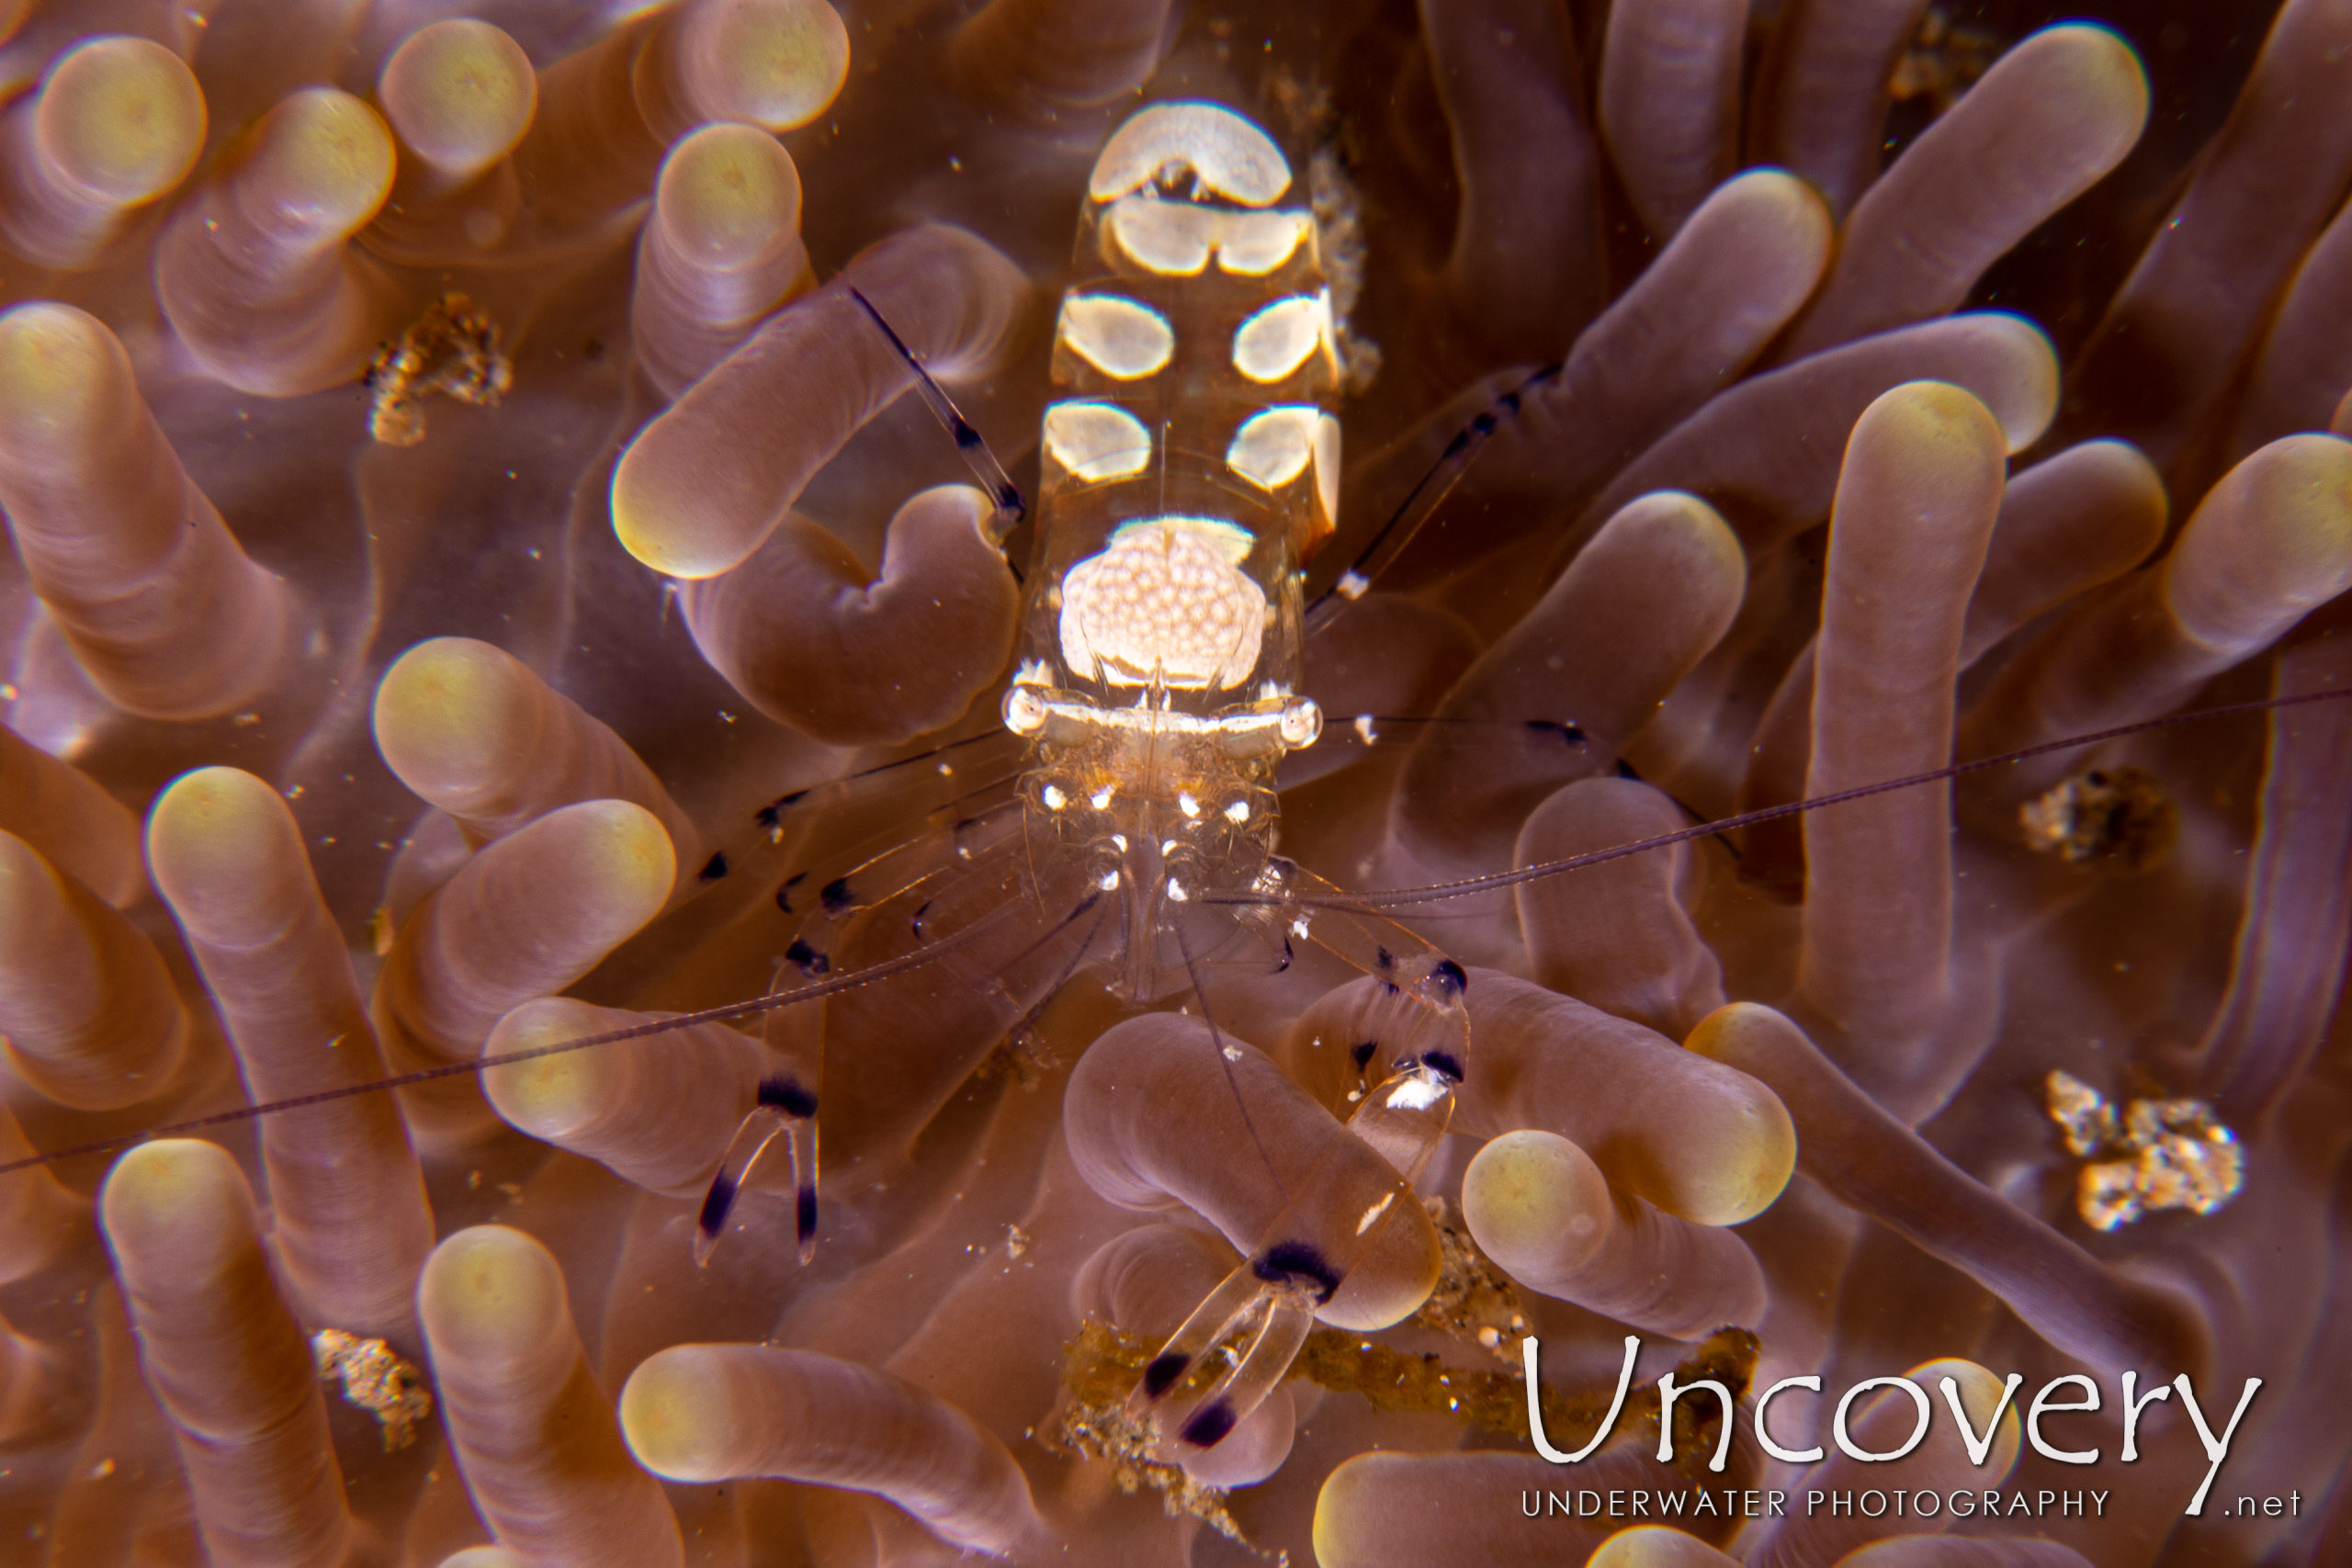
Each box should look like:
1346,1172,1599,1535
0,1,2348,1565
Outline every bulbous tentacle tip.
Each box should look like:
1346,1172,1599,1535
379,18,537,186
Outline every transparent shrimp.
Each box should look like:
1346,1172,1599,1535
660,99,1487,1449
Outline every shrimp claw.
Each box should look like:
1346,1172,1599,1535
694,1072,820,1267
1128,1241,1340,1450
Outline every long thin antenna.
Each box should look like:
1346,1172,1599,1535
1209,688,2352,913
0,911,1006,1177
844,285,1027,564
30,690,2339,1176
1173,918,1289,1209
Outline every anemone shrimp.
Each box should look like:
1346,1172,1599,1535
2,2,2352,1566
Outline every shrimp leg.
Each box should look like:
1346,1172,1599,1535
695,803,1111,1266
1125,863,1472,1450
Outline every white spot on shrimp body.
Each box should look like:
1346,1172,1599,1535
1233,293,1334,384
1056,295,1174,379
1043,400,1152,482
1355,1190,1396,1235
1057,517,1267,689
1103,198,1313,277
1314,412,1342,526
1088,101,1291,207
1103,197,1216,276
1383,1075,1449,1113
1226,405,1319,490
1216,209,1312,275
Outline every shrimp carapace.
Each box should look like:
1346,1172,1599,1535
1007,100,1336,1002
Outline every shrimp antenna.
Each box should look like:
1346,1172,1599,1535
1306,716,1730,852
844,284,1027,560
1171,918,1290,1209
0,908,1009,1177
1303,361,1564,634
30,694,2339,1179
1611,754,1740,861
1214,686,2352,914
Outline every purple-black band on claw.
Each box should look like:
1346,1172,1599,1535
796,1184,818,1243
784,938,830,976
757,1076,817,1117
698,1171,737,1236
1143,1351,1189,1398
1430,959,1469,998
1419,1049,1465,1084
1179,1399,1238,1449
1251,1241,1340,1303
